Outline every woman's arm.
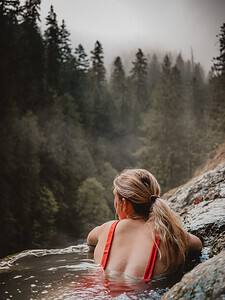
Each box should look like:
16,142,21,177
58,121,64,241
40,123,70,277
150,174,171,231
87,225,102,247
187,232,203,252
87,220,115,248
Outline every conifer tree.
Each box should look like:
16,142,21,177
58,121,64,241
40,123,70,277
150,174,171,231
72,44,90,124
18,0,45,112
110,56,130,133
44,5,61,92
90,40,106,87
59,19,72,63
89,41,111,135
58,19,73,94
175,53,186,80
130,48,148,114
0,0,20,23
74,43,89,72
213,22,225,76
22,0,41,27
208,22,225,146
148,53,161,96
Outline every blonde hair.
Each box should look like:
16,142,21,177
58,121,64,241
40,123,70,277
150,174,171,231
113,168,188,270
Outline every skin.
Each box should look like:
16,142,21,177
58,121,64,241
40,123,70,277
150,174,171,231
87,192,202,279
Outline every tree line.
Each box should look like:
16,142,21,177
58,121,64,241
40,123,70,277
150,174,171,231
0,0,224,257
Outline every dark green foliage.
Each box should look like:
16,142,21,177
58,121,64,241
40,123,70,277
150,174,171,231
139,55,188,190
76,178,112,235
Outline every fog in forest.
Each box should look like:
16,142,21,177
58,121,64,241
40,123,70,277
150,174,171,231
40,0,225,73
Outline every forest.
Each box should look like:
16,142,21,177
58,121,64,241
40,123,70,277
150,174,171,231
0,1,225,257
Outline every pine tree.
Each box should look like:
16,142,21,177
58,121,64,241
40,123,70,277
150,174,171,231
191,63,206,119
0,0,20,23
148,53,161,99
175,53,186,80
130,48,148,114
89,41,111,135
22,0,41,27
44,5,61,92
18,0,45,112
74,43,89,72
58,19,74,94
59,19,72,63
208,22,225,147
90,40,106,87
110,56,130,133
71,44,90,125
213,22,225,76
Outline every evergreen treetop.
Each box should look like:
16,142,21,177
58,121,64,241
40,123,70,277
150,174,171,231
90,40,106,85
59,19,72,63
213,22,225,76
74,44,89,72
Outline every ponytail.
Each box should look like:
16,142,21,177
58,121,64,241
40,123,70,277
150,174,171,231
150,197,188,270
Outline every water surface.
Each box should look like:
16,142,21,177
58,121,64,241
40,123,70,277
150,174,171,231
0,244,207,300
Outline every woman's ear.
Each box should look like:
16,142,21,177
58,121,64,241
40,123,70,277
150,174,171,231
121,198,127,211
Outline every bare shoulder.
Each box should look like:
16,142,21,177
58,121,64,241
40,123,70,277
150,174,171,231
86,220,117,246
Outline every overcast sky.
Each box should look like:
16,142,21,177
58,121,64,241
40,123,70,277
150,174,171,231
40,0,225,74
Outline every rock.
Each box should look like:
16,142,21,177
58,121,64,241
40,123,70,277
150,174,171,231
164,163,225,257
162,251,225,300
183,198,225,257
165,162,225,213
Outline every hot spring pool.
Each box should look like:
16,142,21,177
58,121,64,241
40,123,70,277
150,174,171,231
0,244,207,300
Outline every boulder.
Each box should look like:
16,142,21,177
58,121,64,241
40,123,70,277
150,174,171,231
184,198,225,257
163,251,225,300
164,163,225,257
165,162,225,213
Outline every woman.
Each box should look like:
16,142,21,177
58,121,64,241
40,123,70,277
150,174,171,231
87,169,202,282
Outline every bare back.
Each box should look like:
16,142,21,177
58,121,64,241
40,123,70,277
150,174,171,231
93,219,183,279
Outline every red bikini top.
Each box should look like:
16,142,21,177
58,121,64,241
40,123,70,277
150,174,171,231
100,220,160,282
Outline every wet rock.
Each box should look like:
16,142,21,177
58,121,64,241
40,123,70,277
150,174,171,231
164,163,225,257
162,251,225,300
183,198,225,257
165,162,225,213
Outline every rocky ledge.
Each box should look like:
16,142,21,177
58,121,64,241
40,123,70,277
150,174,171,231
163,162,225,299
164,162,225,257
163,251,225,300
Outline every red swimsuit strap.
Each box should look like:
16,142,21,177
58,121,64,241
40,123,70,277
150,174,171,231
101,220,120,270
143,238,160,282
